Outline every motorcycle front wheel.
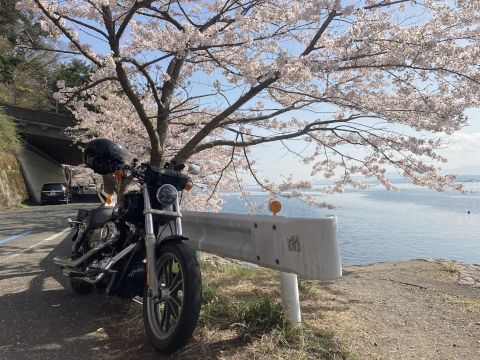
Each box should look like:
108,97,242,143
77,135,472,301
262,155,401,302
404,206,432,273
143,241,202,353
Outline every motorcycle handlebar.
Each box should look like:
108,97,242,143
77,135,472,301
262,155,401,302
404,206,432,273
117,162,191,188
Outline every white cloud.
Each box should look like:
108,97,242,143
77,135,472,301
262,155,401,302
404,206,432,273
439,132,480,173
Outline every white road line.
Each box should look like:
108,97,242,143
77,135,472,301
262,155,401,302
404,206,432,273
4,228,71,261
63,213,77,219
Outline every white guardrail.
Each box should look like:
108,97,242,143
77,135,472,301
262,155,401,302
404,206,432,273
182,211,342,324
182,211,342,280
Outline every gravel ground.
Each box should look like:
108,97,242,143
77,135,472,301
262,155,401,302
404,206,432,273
310,259,480,360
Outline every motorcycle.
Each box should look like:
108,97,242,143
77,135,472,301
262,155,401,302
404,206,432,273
54,139,202,353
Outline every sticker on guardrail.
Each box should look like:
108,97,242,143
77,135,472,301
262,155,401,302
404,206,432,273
287,235,302,253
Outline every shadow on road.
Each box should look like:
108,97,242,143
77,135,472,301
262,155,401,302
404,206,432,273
0,231,130,360
0,228,233,360
0,207,71,237
0,202,249,360
0,200,98,241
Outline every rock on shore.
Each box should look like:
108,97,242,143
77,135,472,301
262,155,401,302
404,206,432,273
454,261,480,287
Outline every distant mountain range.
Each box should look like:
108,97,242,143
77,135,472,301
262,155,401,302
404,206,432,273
449,164,480,175
310,175,480,186
243,172,480,189
455,175,480,182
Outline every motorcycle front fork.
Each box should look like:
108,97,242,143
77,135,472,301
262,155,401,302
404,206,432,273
143,186,182,299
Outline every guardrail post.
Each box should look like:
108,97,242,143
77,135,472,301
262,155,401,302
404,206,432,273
269,198,302,326
280,272,301,325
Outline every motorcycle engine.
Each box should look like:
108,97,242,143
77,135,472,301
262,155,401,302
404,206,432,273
100,222,120,244
88,221,121,249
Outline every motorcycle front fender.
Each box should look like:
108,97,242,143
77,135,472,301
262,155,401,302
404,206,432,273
157,234,188,246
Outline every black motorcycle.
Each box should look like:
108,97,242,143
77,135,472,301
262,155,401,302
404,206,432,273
54,139,202,353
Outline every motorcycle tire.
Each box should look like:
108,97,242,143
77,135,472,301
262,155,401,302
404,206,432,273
143,241,201,353
70,278,94,294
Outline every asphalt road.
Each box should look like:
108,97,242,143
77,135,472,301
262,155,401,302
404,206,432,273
0,204,136,360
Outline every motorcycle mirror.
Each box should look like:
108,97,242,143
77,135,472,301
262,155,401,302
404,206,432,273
188,163,201,175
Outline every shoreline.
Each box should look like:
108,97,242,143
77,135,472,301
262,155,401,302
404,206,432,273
338,258,480,299
340,258,480,287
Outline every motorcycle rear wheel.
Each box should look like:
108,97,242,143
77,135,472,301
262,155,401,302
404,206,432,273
143,241,201,353
69,230,94,294
70,278,94,294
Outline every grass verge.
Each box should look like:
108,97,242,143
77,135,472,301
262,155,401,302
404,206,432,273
190,256,352,359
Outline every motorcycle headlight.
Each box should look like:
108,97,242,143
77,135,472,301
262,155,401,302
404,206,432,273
156,184,178,206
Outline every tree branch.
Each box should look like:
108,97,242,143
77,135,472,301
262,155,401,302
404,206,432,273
219,101,313,126
16,45,80,55
302,11,337,56
172,72,280,163
122,58,161,106
32,0,101,66
101,4,160,163
117,1,155,40
56,12,109,39
362,0,410,11
63,76,118,103
144,5,185,31
194,115,365,154
174,7,338,163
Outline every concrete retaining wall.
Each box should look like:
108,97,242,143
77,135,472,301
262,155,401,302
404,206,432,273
18,145,67,203
0,152,28,209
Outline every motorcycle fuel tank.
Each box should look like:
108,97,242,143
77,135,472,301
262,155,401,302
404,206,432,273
88,206,114,229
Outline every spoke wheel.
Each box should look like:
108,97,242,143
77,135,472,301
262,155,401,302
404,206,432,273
148,254,184,338
143,242,201,353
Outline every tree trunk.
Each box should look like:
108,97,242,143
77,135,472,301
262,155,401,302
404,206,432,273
102,174,116,195
150,145,163,167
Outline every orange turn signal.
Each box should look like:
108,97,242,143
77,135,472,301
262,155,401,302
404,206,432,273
268,199,282,215
114,169,123,180
184,181,193,191
105,195,112,205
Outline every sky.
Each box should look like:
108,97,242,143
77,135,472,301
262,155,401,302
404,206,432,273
246,105,480,183
249,114,480,183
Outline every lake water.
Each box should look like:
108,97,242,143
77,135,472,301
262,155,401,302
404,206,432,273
220,183,480,266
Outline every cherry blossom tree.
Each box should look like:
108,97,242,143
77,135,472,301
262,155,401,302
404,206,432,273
19,0,480,208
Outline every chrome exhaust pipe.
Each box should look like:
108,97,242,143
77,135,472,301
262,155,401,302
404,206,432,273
54,243,108,268
62,243,137,284
62,268,85,278
66,217,83,228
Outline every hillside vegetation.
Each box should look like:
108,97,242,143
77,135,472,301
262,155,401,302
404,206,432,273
0,108,21,154
0,108,27,209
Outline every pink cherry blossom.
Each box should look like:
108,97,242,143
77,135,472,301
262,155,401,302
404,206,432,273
21,0,480,209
